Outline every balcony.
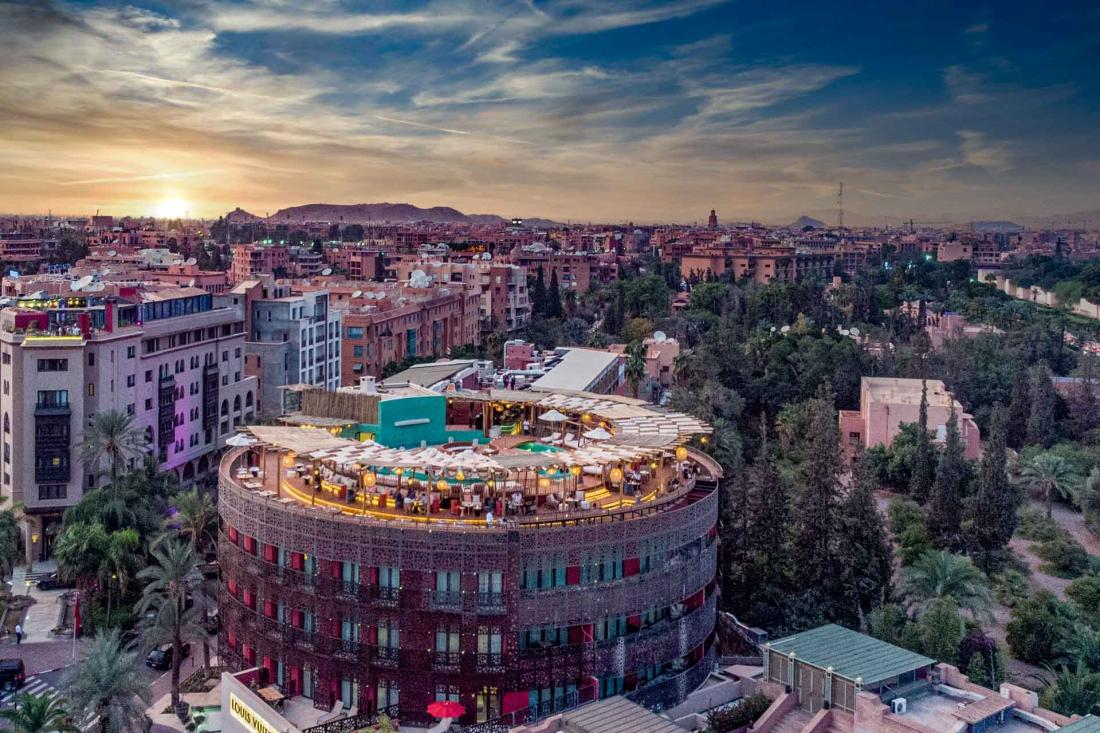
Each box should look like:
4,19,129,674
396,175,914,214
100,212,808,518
336,581,362,601
371,645,399,669
431,589,462,610
476,592,505,613
334,638,360,661
476,652,504,673
432,650,461,672
372,586,400,607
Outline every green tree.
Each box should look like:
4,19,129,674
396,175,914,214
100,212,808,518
530,267,546,316
1006,370,1030,450
1017,452,1078,519
81,410,146,484
64,628,151,733
1039,662,1100,717
837,453,895,624
918,596,965,664
909,381,935,503
928,408,967,550
0,497,22,580
168,490,218,556
1058,623,1100,670
789,393,841,621
968,406,1017,570
136,540,209,707
1068,575,1100,627
546,270,562,318
52,522,109,588
900,550,991,618
0,693,78,733
1078,468,1100,536
1006,590,1078,666
624,340,647,399
1026,363,1058,448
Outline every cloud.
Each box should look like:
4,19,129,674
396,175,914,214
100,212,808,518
957,130,1015,173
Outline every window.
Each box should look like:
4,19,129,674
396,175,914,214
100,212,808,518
376,681,399,711
377,620,400,649
37,358,68,372
477,627,502,666
145,370,153,383
126,403,134,415
37,484,67,500
36,390,69,408
145,398,153,410
86,353,94,366
126,374,135,387
346,326,363,339
378,565,400,589
126,345,136,358
478,571,503,605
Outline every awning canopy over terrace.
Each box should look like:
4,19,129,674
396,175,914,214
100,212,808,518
244,426,357,454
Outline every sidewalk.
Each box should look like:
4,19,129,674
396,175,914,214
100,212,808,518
10,563,66,644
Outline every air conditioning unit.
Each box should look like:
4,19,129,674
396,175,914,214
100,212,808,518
891,698,907,714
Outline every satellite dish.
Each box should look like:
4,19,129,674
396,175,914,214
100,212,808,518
107,250,116,257
849,327,861,337
71,275,94,292
770,326,776,332
85,282,106,292
352,290,362,298
185,257,197,266
410,268,426,280
840,329,850,336
780,325,791,334
481,252,492,260
187,278,196,287
321,268,333,276
652,331,667,343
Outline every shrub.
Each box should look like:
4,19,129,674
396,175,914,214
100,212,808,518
1016,507,1062,542
706,693,772,732
1007,590,1078,665
1034,535,1092,579
992,569,1031,608
1069,575,1100,627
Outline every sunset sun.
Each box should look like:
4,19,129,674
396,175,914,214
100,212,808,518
154,197,189,219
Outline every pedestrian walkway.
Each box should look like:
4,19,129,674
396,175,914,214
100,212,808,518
9,563,66,644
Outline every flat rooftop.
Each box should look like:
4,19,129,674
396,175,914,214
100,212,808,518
531,348,620,391
768,624,934,686
863,377,959,409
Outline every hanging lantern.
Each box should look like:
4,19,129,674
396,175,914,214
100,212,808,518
675,446,688,461
609,467,624,484
569,465,581,477
436,479,448,491
455,470,465,482
538,477,551,489
649,461,658,470
395,467,404,476
700,436,709,445
363,473,377,488
486,479,495,488
581,413,592,423
282,455,294,467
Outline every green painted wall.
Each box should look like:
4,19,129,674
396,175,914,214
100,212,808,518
341,394,483,448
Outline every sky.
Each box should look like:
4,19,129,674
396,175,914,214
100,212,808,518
0,0,1098,224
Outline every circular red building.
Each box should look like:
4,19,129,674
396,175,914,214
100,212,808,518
218,390,720,728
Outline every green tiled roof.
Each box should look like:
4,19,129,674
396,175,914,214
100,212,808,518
768,624,935,686
1060,716,1100,733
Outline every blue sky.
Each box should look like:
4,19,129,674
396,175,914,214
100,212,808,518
0,0,1097,222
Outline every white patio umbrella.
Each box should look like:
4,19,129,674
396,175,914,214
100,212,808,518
583,427,612,440
539,409,568,422
226,433,257,447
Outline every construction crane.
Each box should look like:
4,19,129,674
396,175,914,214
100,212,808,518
837,182,844,230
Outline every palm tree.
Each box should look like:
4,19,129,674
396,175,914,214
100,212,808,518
167,490,218,556
1039,661,1100,717
64,629,150,733
82,410,146,485
624,340,647,399
0,496,22,580
900,550,992,618
1017,452,1079,518
0,692,79,733
137,539,209,707
1059,623,1100,670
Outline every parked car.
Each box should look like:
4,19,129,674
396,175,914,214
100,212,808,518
36,572,74,591
146,643,190,671
0,659,25,690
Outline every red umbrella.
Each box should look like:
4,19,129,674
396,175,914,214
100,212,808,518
427,701,465,719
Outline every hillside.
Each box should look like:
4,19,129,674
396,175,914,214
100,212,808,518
265,202,506,225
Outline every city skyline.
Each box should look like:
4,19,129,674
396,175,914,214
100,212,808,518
1,0,1098,223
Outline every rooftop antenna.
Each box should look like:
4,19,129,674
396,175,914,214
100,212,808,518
837,181,844,231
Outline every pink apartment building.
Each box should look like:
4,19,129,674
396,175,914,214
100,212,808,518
839,377,981,460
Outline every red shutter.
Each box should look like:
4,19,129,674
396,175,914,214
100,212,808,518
263,600,274,618
332,560,342,579
566,565,580,585
291,552,304,570
228,526,238,543
623,557,640,577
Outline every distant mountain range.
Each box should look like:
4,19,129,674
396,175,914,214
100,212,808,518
788,215,826,230
226,202,561,228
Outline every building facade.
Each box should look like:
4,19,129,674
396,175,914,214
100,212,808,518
0,288,256,562
217,390,720,728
